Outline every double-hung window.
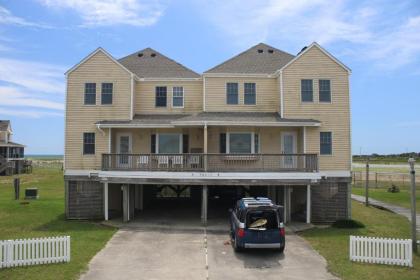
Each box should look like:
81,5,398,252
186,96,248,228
226,83,238,105
320,132,332,155
301,79,313,102
319,79,331,102
244,83,256,105
84,83,96,105
83,132,95,155
101,83,113,105
172,86,184,107
155,86,167,107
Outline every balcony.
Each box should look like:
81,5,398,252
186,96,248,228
102,153,318,173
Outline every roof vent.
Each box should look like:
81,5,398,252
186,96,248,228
151,53,156,57
298,46,307,55
268,49,274,53
137,53,143,57
257,49,264,53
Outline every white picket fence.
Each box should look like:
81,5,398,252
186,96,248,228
0,236,70,269
350,236,412,267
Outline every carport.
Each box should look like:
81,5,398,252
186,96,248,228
103,182,312,225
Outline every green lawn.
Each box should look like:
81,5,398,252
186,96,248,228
301,201,420,280
352,182,420,213
0,168,116,280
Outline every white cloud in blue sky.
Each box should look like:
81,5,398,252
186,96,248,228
0,0,419,154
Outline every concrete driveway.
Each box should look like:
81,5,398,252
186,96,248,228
80,227,338,280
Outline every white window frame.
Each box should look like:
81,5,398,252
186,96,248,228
226,132,256,154
116,133,132,154
244,82,257,105
172,86,184,108
226,82,239,105
156,133,183,154
318,79,332,103
101,82,114,106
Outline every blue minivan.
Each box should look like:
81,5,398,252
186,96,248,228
229,197,285,252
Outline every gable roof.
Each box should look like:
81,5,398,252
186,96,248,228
279,42,351,74
118,48,200,79
0,120,10,132
65,48,136,78
205,43,295,75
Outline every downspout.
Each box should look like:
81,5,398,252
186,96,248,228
280,70,284,117
130,74,134,120
96,124,105,136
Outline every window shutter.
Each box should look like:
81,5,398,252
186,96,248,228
219,133,226,154
151,134,156,153
183,134,189,153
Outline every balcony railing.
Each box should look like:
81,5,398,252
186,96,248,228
102,153,318,173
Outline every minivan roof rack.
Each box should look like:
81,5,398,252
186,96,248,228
240,197,274,208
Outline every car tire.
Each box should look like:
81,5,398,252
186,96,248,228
279,244,285,253
233,236,242,252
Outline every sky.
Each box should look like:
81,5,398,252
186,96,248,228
0,0,419,155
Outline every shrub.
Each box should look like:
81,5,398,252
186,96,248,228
332,219,365,228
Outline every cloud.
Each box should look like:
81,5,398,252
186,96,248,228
194,0,420,70
0,107,63,118
0,57,65,94
38,0,166,27
0,57,65,118
394,120,420,128
0,5,51,28
0,86,64,110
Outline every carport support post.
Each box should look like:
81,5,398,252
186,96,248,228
122,185,130,223
103,181,108,221
201,185,208,225
306,185,311,224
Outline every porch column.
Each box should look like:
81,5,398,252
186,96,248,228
122,184,130,222
201,185,208,225
306,185,311,224
283,186,287,223
203,124,208,171
103,182,109,221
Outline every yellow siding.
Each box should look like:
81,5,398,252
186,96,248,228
205,77,279,112
282,46,351,170
135,81,203,114
65,51,132,170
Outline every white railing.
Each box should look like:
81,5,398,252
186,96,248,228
0,236,70,269
350,236,412,267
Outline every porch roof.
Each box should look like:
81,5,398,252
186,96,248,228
96,112,320,128
0,141,25,147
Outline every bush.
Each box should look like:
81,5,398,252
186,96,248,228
332,219,365,228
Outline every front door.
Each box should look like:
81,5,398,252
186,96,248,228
281,132,297,169
117,134,132,167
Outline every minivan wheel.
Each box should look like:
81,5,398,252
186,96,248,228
279,244,285,253
233,236,242,252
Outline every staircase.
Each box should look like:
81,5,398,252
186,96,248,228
0,155,9,174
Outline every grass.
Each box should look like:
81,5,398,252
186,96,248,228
352,182,420,213
301,201,420,280
0,168,116,280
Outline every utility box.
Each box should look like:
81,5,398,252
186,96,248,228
25,188,39,199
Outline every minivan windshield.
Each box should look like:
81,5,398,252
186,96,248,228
246,210,278,230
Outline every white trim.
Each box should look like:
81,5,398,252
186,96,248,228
203,76,206,111
319,170,351,177
226,132,256,154
138,77,202,81
281,131,297,154
276,42,351,75
108,128,112,153
243,82,257,106
170,121,321,127
203,73,276,78
171,86,184,108
64,169,322,180
130,74,134,119
65,48,139,79
98,123,175,129
280,70,284,117
63,75,68,170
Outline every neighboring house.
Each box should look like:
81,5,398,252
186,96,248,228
0,120,26,175
64,42,351,224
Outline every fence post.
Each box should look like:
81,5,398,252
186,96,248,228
375,172,378,188
408,158,417,253
365,158,369,206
